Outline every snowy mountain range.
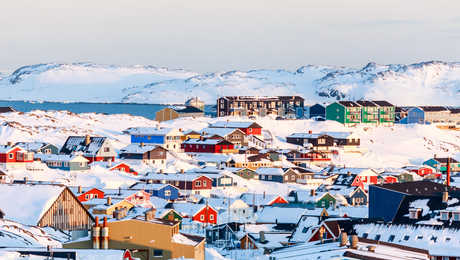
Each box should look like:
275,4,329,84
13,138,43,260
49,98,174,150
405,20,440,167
1,61,459,105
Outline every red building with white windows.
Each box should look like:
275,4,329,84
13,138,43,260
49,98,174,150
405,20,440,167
60,135,116,163
109,162,138,175
0,146,34,169
173,203,218,225
182,139,235,154
403,165,437,177
72,187,105,202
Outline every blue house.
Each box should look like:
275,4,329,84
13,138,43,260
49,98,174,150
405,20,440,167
400,107,425,124
129,183,179,201
309,104,326,119
122,127,184,152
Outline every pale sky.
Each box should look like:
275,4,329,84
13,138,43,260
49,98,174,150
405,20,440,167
1,0,459,73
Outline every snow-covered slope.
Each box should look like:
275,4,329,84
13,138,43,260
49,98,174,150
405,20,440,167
1,61,459,105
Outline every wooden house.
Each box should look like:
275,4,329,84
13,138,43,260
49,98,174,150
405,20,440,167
200,127,246,147
0,184,94,230
130,183,180,201
240,193,289,208
182,138,236,154
182,130,201,141
256,167,300,183
307,220,341,242
286,131,360,151
60,135,116,163
14,142,59,154
423,157,460,173
155,106,204,122
348,186,368,206
0,145,34,169
171,203,218,225
119,143,167,166
142,173,213,197
402,165,435,177
125,127,184,152
36,154,89,171
208,121,263,136
308,104,326,119
232,168,258,180
109,162,138,175
326,101,362,125
206,224,239,248
217,96,304,118
70,186,105,203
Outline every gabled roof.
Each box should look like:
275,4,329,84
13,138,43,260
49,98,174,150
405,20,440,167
182,138,233,145
209,121,262,129
356,100,377,107
174,106,203,113
338,101,360,107
120,143,165,154
123,127,182,136
0,184,65,225
130,182,177,191
0,107,15,113
240,193,287,206
256,167,285,176
200,127,243,138
59,136,107,156
374,181,458,196
0,145,23,153
13,142,55,152
431,157,459,164
372,100,394,106
171,202,216,217
35,154,89,163
143,173,212,182
419,106,449,112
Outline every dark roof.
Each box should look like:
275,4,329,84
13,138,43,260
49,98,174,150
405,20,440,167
375,181,458,196
338,101,360,107
448,108,460,114
419,106,448,112
181,233,206,244
219,96,303,102
372,100,394,107
356,101,377,107
0,107,15,113
175,106,203,114
60,136,107,155
323,220,341,237
433,157,459,163
333,173,358,186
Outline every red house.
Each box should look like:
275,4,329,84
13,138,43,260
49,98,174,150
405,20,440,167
182,138,234,153
173,203,218,224
60,135,116,163
383,175,398,184
72,187,105,202
109,162,138,175
0,146,34,168
403,165,435,177
209,121,262,136
308,220,341,242
142,173,213,197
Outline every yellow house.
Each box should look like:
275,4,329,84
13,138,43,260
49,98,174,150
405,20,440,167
182,130,201,141
91,197,135,216
64,216,205,260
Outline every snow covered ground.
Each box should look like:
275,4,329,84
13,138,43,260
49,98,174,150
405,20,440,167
0,110,459,191
0,61,459,105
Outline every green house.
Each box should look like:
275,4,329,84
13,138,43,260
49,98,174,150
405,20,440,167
160,209,183,228
373,100,395,125
326,101,362,125
315,192,336,209
356,101,379,124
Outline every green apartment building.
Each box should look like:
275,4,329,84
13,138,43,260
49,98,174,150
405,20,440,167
326,100,395,126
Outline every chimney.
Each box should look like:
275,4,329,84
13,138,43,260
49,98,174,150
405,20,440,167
310,189,316,197
263,191,266,199
347,171,351,177
340,232,348,247
259,231,266,243
159,169,163,174
144,208,156,221
78,186,82,194
101,217,109,250
92,217,100,249
180,169,184,174
140,142,144,147
447,158,451,187
350,235,358,249
85,135,91,146
106,196,112,206
6,141,12,147
443,190,449,203
118,187,121,196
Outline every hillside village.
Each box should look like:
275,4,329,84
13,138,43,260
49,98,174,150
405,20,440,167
0,96,459,260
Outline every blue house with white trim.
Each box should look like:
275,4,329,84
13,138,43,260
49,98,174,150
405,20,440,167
122,127,184,152
400,107,425,124
129,182,179,201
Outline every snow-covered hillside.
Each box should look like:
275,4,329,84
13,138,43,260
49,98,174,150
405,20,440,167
0,61,459,105
1,111,459,170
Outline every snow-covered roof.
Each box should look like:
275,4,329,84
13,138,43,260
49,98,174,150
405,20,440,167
60,136,108,156
192,153,232,163
182,138,228,145
130,182,175,191
171,202,213,217
240,193,285,206
35,154,88,163
209,121,261,129
200,127,240,138
14,142,52,152
120,143,163,154
124,127,181,136
288,131,354,140
256,167,285,176
0,218,63,247
257,207,307,224
0,184,65,225
144,173,211,182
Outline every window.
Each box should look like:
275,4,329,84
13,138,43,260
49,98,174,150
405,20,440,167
153,250,163,257
267,175,272,180
104,147,110,152
318,138,326,145
374,234,381,241
302,227,308,233
195,181,201,187
200,215,205,221
362,233,368,238
209,215,214,220
416,235,423,240
403,235,410,241
164,190,171,196
203,181,207,186
8,153,13,159
388,235,395,242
